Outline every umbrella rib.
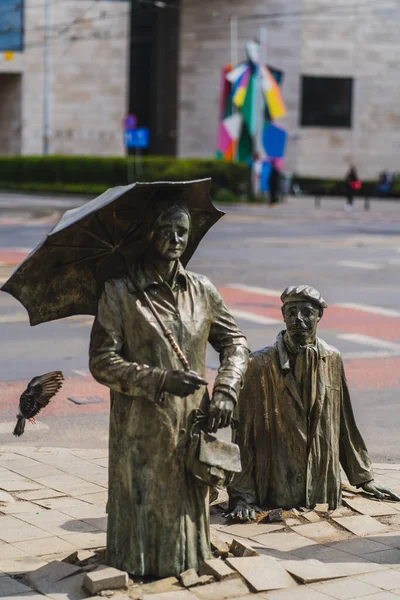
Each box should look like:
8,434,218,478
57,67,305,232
46,244,105,251
55,250,111,268
75,224,113,248
95,213,114,247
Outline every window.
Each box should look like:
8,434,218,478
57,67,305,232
0,0,23,51
300,75,353,128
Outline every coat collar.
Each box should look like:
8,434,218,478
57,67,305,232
276,330,334,372
132,260,188,291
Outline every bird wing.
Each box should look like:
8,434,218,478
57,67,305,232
20,371,64,418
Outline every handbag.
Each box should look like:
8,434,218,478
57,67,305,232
350,180,362,190
184,410,242,489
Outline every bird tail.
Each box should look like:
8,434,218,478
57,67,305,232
13,415,26,437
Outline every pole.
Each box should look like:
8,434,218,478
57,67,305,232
230,14,238,67
43,0,51,155
255,26,267,156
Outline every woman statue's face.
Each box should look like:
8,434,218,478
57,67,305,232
150,210,190,261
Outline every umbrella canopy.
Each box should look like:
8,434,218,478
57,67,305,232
1,179,223,326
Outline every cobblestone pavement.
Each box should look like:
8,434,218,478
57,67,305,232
2,446,400,598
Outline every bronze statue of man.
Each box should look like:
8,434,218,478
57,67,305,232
228,285,399,519
89,203,248,576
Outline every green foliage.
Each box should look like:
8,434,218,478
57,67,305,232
0,156,251,200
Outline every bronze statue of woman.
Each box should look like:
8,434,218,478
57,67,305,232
89,202,248,577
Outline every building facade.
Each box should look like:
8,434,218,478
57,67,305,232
177,0,400,179
0,0,129,156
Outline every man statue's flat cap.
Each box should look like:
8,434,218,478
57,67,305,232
281,285,328,309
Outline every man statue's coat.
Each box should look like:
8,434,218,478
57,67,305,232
229,332,374,510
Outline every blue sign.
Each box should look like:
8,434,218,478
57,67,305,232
124,128,149,149
0,0,24,51
123,114,137,131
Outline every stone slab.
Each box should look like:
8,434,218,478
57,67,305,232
333,515,389,536
83,566,128,594
0,491,15,503
280,559,344,583
180,569,201,588
190,578,251,600
219,522,284,538
16,489,65,501
226,556,295,592
285,518,301,527
27,560,81,587
141,576,181,595
199,558,238,581
230,538,259,557
210,530,230,558
252,531,316,552
293,522,352,543
344,497,400,517
303,512,321,523
314,504,329,513
0,575,34,595
143,592,195,600
309,576,381,599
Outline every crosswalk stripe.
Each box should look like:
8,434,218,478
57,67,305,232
337,303,400,318
338,260,381,270
227,283,282,297
337,333,400,352
230,309,281,325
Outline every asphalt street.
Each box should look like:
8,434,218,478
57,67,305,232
1,192,400,461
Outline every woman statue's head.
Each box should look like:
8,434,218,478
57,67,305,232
146,204,191,262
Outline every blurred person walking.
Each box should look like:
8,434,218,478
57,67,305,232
345,165,361,211
269,159,281,205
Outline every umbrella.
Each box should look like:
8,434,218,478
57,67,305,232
1,179,223,326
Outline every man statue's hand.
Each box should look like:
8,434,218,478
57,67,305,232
163,370,208,398
361,480,400,501
225,501,259,522
208,392,234,433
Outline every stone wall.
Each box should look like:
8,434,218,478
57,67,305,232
178,0,400,179
177,0,303,174
0,0,129,156
0,74,22,155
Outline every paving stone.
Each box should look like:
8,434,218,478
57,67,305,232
314,504,329,513
0,575,34,595
269,508,284,522
267,587,335,600
143,592,195,600
0,501,47,514
60,531,107,549
83,566,128,594
226,556,295,592
380,514,400,528
285,518,301,527
230,538,259,557
210,530,230,558
16,489,65,501
361,548,400,565
0,541,30,560
0,555,48,574
293,522,353,543
252,531,316,552
141,576,181,594
219,522,284,538
180,568,201,587
356,569,400,590
333,515,389,536
199,558,238,581
328,538,392,556
344,497,400,517
27,559,82,587
309,576,381,599
0,516,51,543
63,550,97,565
303,512,321,523
369,532,400,548
42,573,89,600
13,535,78,557
280,559,344,583
0,491,15,503
329,507,354,518
190,577,251,599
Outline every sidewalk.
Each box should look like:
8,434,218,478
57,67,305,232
2,446,400,599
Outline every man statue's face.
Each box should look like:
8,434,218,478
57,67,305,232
150,210,190,262
282,301,321,345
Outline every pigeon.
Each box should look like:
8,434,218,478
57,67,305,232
13,371,64,437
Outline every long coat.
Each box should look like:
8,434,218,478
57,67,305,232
89,262,248,577
229,332,373,510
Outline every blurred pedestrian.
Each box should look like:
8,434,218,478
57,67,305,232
344,165,361,211
377,170,393,195
269,159,281,205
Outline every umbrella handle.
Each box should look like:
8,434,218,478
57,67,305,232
164,329,191,372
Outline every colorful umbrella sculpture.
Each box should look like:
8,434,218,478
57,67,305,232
216,40,287,166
